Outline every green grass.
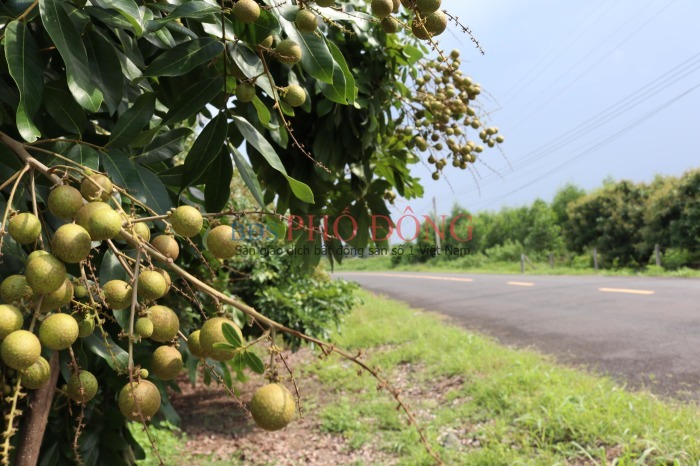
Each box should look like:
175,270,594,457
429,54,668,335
138,291,700,465
336,255,700,278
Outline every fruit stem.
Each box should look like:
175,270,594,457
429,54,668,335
128,249,142,375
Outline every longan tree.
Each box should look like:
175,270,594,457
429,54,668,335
0,0,503,464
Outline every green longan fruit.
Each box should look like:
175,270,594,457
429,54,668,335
25,253,66,295
151,235,179,261
416,0,440,13
282,85,306,108
52,223,92,264
0,305,23,340
232,0,260,24
424,10,447,35
146,306,179,343
258,35,274,48
371,0,393,19
295,9,318,33
381,16,400,34
0,275,33,303
137,271,167,301
40,278,73,312
39,313,79,350
73,284,88,299
236,83,256,103
154,268,171,295
102,280,133,310
411,15,430,40
199,317,243,361
249,383,296,431
135,317,154,339
8,213,41,245
206,225,239,259
170,206,203,238
76,314,95,338
186,330,207,358
20,356,50,390
275,39,302,65
81,174,113,202
67,371,98,403
118,379,161,421
392,0,400,12
132,222,151,242
139,368,149,379
150,345,183,380
48,185,83,219
1,330,41,371
75,202,122,241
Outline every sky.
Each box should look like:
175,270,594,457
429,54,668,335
401,0,700,218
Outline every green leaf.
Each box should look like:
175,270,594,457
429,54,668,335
85,30,124,115
230,145,266,208
252,96,273,129
84,334,129,371
180,112,228,191
205,149,233,213
139,127,193,164
231,352,246,372
212,342,237,350
243,351,265,374
5,21,43,142
278,13,334,83
231,8,280,45
143,38,224,77
221,323,242,348
146,1,220,31
43,80,86,135
64,144,100,171
108,93,156,148
40,0,104,112
324,39,357,104
103,150,174,214
232,116,314,204
91,0,144,35
162,76,223,126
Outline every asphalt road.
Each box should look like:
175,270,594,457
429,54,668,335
335,271,700,400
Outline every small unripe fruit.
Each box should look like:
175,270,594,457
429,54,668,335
295,9,318,33
52,224,92,263
232,0,260,24
139,368,149,379
67,371,98,403
282,85,306,108
0,275,33,303
8,213,41,245
250,383,296,431
186,330,207,358
74,284,88,299
199,317,242,361
146,306,179,343
20,356,50,390
371,0,393,19
275,40,302,65
206,225,239,259
118,379,161,421
26,253,66,295
39,313,79,350
76,314,95,338
48,185,83,219
236,83,256,103
103,280,133,310
40,278,73,312
1,330,41,370
151,235,179,261
133,222,151,242
416,0,440,13
258,35,274,48
81,174,113,202
137,271,167,301
135,317,154,339
0,305,24,340
170,206,203,238
75,202,122,241
381,16,400,34
150,345,183,380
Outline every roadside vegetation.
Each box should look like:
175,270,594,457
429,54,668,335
135,291,700,465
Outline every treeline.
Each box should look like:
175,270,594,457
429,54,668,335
393,168,700,270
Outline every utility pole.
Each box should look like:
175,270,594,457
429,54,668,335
655,244,661,267
593,247,599,272
433,197,441,254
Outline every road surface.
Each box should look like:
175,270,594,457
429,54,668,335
335,271,700,399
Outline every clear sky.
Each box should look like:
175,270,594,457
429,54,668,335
402,0,700,218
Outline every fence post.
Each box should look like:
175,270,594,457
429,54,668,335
520,253,525,274
549,252,554,269
593,247,599,272
655,244,661,267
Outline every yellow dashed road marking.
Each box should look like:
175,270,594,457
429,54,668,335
599,288,655,295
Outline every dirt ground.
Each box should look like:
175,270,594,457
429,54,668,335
168,348,397,466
